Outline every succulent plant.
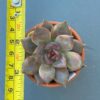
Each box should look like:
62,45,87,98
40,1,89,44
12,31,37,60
21,21,84,87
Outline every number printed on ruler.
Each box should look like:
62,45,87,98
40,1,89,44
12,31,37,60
5,0,25,100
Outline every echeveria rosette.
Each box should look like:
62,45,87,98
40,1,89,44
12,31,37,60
21,21,84,87
44,42,62,65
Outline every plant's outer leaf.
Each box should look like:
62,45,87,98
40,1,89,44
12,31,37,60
55,35,73,51
39,64,55,83
72,39,84,54
22,56,40,75
42,20,53,31
51,21,72,39
33,44,45,64
34,73,44,85
31,27,51,45
66,51,83,71
55,68,69,87
21,37,37,54
53,55,67,68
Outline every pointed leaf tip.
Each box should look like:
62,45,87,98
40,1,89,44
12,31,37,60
42,20,53,31
51,21,72,38
55,68,69,86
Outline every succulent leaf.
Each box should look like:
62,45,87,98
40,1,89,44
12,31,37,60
45,42,61,51
55,35,73,51
55,68,69,87
21,37,37,54
31,27,51,45
51,21,72,38
42,20,53,31
39,64,55,83
33,44,45,64
72,39,84,54
34,73,44,85
66,51,83,71
22,56,40,75
53,55,67,68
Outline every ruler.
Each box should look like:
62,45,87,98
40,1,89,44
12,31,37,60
5,0,25,100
